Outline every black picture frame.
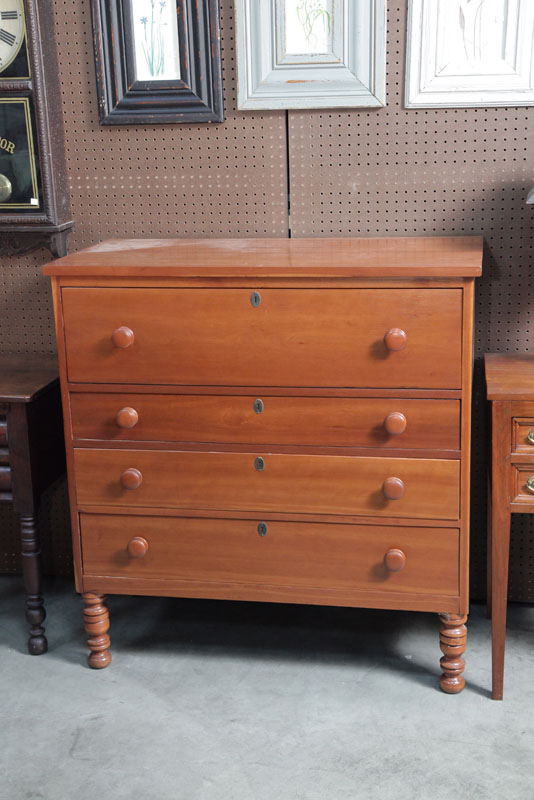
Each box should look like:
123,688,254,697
90,0,224,125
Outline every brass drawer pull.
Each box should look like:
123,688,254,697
526,476,534,494
527,429,534,446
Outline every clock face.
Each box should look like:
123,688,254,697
0,0,26,76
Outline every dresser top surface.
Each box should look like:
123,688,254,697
485,353,534,401
43,236,483,278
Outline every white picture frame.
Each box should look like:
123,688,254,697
405,0,534,108
234,0,387,110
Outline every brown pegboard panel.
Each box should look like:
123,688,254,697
53,0,288,247
0,0,288,575
288,0,534,601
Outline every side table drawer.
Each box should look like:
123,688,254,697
70,393,461,451
62,287,463,388
512,418,534,454
511,464,534,504
81,514,460,597
74,448,460,520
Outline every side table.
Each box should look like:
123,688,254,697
485,353,534,699
0,353,65,654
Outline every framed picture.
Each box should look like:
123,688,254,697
90,0,224,124
405,0,534,107
235,0,387,110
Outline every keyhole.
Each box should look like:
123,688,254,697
250,291,261,307
254,457,264,471
257,522,267,537
254,399,264,414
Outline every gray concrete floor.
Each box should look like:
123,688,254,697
1,576,534,800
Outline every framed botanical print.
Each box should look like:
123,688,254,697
235,0,387,110
91,0,224,124
405,0,534,107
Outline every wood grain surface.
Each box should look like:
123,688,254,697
43,236,483,278
62,287,463,388
485,354,534,400
73,448,460,520
81,514,460,597
70,393,461,450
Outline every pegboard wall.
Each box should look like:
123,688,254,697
1,0,533,601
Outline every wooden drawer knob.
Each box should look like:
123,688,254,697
116,407,139,429
384,328,407,351
120,468,143,490
127,537,148,559
111,326,135,349
384,412,407,435
382,476,405,500
384,548,406,572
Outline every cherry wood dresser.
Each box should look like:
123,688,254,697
44,236,482,691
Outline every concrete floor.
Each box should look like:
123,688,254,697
1,576,533,800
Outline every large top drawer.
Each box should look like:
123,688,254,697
62,287,463,388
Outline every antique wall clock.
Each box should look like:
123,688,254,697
0,0,72,257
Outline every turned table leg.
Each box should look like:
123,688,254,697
82,593,111,669
20,514,47,655
439,613,467,694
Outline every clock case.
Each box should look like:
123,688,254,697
0,0,72,257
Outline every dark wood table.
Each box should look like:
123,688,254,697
485,353,534,699
0,353,65,654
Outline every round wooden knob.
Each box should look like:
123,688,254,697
384,328,407,352
116,407,139,429
120,468,143,490
382,476,405,500
127,537,148,559
111,326,135,349
384,412,407,435
384,548,406,572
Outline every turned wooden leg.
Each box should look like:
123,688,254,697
82,593,111,669
439,613,467,694
20,514,47,655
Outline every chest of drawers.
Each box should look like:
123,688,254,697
44,236,482,692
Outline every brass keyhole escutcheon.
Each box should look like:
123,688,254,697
254,456,264,471
250,291,261,307
254,399,264,414
257,522,267,537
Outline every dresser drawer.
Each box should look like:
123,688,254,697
62,288,463,388
81,514,460,596
74,449,460,520
70,393,461,451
